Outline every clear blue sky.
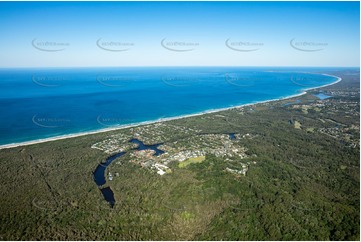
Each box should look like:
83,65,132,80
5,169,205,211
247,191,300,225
0,1,359,67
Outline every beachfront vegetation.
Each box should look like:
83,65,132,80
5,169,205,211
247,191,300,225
0,70,359,240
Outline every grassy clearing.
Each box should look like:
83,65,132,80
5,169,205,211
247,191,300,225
294,121,302,129
178,156,206,168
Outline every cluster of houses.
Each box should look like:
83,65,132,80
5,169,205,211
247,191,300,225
225,164,248,176
225,162,255,176
91,122,254,177
129,123,201,144
91,133,133,154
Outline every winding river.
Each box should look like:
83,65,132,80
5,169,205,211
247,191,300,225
92,138,164,207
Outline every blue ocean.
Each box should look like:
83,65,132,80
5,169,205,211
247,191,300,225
0,67,339,146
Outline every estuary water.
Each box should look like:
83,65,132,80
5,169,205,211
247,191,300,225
93,138,164,207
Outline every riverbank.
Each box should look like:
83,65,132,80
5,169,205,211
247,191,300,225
0,73,342,150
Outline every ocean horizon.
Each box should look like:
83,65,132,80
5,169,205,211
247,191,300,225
0,67,342,146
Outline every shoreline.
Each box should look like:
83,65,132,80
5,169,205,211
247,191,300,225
0,73,342,150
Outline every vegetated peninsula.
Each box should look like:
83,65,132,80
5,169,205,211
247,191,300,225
0,69,359,240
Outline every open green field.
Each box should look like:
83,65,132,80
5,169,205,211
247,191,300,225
178,156,206,168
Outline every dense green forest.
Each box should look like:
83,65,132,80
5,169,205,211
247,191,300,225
0,70,359,240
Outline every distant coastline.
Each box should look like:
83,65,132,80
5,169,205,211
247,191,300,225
0,73,342,150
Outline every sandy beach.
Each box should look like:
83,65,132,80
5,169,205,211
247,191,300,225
0,73,342,150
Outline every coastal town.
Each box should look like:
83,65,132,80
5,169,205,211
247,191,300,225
1,72,359,241
0,0,359,239
286,92,360,149
91,84,360,181
91,122,253,177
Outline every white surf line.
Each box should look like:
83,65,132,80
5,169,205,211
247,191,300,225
0,73,342,150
